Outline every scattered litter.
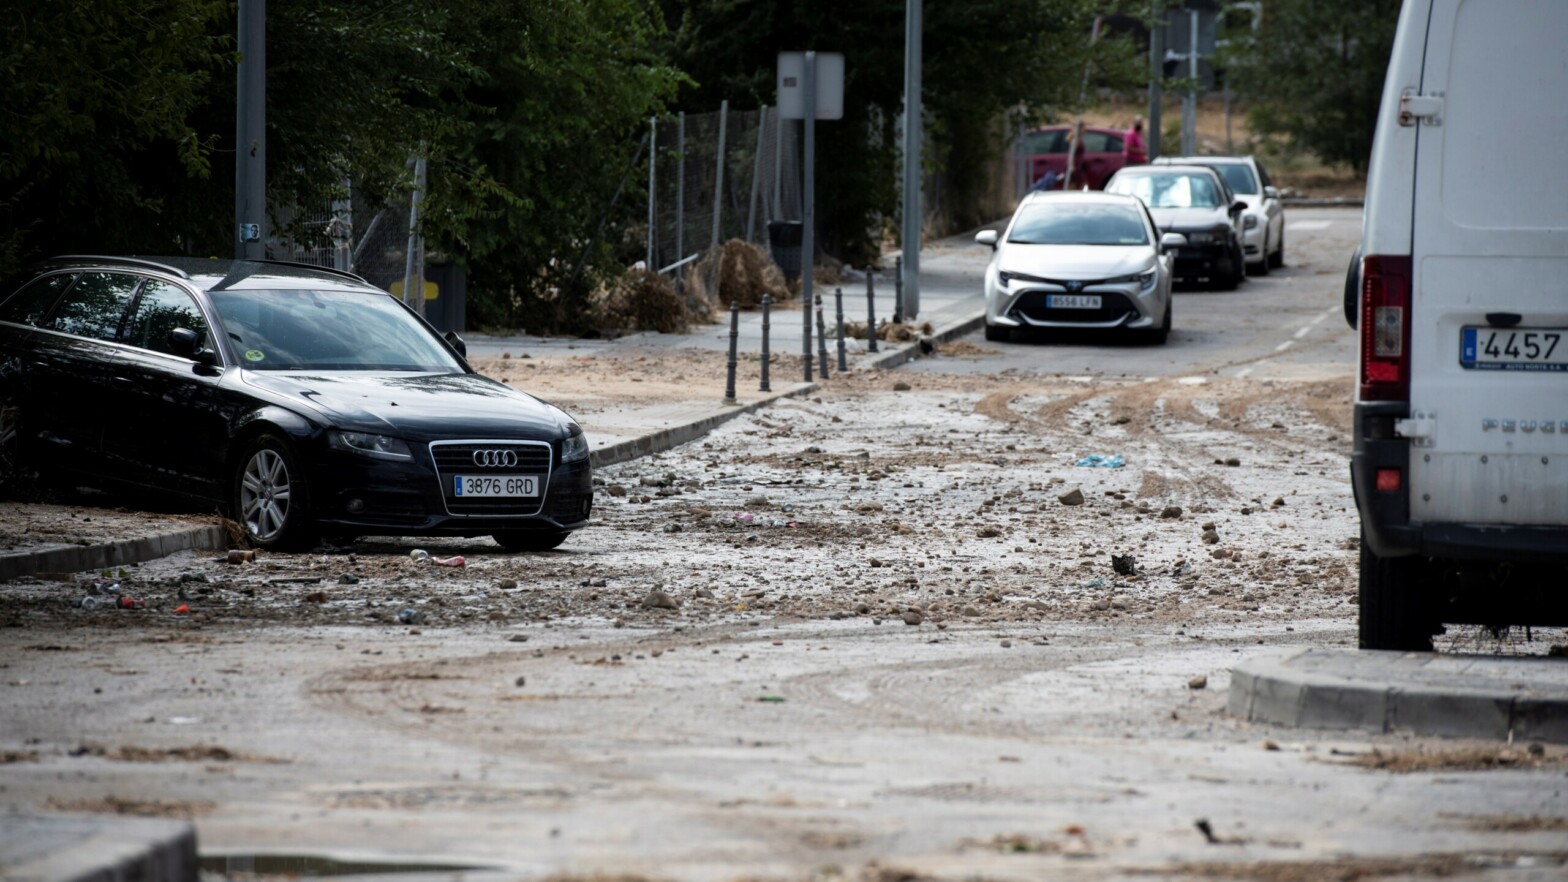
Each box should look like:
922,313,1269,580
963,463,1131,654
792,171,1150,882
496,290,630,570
173,604,190,615
431,555,465,568
410,549,430,564
74,596,144,611
398,608,425,625
1083,578,1105,589
1110,554,1137,576
757,695,787,703
1075,454,1125,468
226,549,257,564
733,512,755,524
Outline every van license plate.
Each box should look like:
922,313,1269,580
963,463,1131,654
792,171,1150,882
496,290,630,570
1047,294,1101,309
1460,327,1567,372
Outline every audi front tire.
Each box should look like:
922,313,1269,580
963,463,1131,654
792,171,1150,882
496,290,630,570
233,434,316,551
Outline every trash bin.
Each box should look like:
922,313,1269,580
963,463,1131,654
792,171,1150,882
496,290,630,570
767,221,804,282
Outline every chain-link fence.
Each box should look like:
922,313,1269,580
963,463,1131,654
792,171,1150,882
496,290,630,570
648,105,802,310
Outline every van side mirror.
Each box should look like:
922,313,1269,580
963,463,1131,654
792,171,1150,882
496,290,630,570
974,229,999,249
443,330,468,358
169,327,219,366
1230,201,1246,216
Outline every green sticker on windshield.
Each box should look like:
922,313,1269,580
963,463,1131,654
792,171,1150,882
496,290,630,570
244,349,265,362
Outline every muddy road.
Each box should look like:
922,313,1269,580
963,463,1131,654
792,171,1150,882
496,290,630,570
3,211,1567,881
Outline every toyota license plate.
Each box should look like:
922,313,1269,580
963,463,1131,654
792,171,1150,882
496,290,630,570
1047,294,1101,309
453,475,540,497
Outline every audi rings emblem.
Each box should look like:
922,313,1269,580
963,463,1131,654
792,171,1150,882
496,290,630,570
472,449,519,468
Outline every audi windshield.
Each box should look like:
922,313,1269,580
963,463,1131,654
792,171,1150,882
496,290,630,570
209,289,463,372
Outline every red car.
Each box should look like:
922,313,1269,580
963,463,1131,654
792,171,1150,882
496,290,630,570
1023,124,1128,191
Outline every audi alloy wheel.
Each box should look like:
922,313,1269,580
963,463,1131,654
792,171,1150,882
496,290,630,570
234,434,314,550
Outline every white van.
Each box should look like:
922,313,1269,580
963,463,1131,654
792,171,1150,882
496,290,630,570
1349,0,1568,650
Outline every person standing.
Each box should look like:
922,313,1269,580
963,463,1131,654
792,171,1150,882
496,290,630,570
1123,116,1149,165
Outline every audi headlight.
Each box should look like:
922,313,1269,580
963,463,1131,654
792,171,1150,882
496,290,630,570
561,427,590,464
1243,215,1259,230
328,430,412,461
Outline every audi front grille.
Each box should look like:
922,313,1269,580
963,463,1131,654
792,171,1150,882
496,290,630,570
429,440,554,516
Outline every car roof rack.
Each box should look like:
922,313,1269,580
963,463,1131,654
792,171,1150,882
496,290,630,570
247,258,371,285
47,255,192,279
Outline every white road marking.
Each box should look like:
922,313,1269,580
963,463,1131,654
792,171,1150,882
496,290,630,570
1236,367,1255,378
1289,220,1332,231
1177,376,1208,385
1294,325,1313,339
1275,340,1295,352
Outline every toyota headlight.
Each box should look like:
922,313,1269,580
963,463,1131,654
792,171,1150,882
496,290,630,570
561,427,590,463
1110,268,1158,291
328,430,413,461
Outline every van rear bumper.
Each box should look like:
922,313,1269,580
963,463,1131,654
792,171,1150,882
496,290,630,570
1353,402,1568,563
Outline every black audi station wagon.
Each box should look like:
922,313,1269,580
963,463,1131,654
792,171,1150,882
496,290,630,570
0,256,593,551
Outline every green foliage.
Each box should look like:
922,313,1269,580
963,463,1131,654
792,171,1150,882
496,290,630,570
663,0,1136,264
1226,0,1400,174
0,0,232,275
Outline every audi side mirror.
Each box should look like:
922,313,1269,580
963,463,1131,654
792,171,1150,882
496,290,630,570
169,327,219,366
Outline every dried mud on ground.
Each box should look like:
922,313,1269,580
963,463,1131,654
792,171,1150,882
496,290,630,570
4,367,1562,657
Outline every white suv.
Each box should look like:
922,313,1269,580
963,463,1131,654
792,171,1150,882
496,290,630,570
1348,0,1568,650
1154,155,1284,274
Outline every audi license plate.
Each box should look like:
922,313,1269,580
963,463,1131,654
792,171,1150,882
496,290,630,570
1460,326,1567,372
453,475,540,497
1047,294,1101,310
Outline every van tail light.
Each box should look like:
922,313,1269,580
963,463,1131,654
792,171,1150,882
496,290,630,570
1359,255,1412,401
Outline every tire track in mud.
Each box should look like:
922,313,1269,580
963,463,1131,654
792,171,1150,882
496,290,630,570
971,375,1352,504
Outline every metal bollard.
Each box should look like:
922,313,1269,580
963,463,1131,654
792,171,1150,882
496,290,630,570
893,255,904,324
835,286,847,372
815,293,830,379
759,294,772,392
723,300,740,403
866,271,879,352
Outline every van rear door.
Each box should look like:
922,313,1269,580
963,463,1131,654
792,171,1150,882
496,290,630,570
1406,0,1568,527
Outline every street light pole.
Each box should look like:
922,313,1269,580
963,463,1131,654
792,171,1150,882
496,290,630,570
235,0,266,260
900,0,922,319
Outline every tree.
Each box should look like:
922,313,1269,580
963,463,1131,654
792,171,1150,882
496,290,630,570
0,0,232,278
1226,0,1400,174
662,0,1138,265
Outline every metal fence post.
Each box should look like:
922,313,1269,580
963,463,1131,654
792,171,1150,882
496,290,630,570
747,106,767,243
816,293,829,379
647,117,656,269
893,258,904,323
723,300,739,404
712,99,728,249
759,294,773,392
835,286,847,372
866,272,879,353
676,112,685,275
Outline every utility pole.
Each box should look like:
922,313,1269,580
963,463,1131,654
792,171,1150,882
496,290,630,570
234,0,266,259
1182,8,1198,156
1148,0,1163,160
900,0,923,319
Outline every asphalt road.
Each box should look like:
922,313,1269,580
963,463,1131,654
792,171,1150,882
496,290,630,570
5,207,1567,882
